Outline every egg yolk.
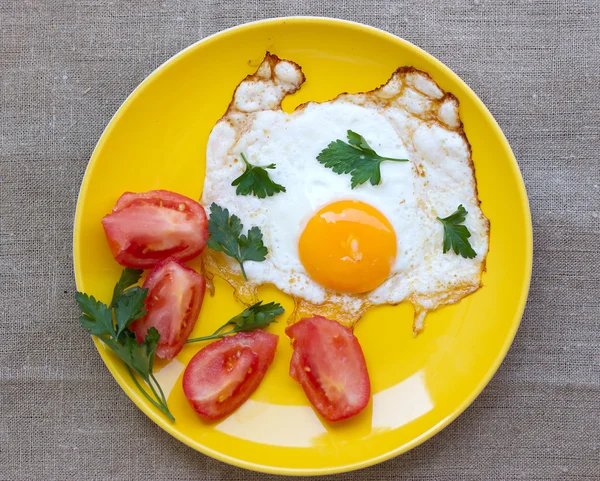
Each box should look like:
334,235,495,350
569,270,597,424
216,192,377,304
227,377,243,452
298,200,397,293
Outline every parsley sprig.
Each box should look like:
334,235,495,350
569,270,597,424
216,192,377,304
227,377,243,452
207,203,268,281
231,152,286,198
186,301,284,343
437,205,477,259
75,268,175,422
317,130,408,188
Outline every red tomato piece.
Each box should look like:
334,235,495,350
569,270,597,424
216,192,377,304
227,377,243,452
129,258,205,360
286,315,371,422
102,190,208,269
182,331,278,420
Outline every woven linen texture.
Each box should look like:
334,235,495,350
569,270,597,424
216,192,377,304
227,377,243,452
1,1,598,479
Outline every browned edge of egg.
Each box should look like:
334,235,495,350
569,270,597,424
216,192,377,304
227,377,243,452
201,53,490,333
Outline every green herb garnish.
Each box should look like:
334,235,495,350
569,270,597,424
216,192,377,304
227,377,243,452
316,130,408,188
231,152,286,198
75,268,174,422
186,301,284,343
207,203,268,281
437,205,477,259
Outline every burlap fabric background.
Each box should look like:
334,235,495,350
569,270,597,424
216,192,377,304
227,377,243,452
1,1,598,480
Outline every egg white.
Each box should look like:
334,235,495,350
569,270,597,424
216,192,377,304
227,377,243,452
202,54,489,330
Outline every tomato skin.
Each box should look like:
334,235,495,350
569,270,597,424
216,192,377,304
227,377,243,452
129,258,205,360
286,316,371,422
182,331,278,420
102,190,208,269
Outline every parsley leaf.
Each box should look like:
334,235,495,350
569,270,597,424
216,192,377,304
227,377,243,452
229,301,284,332
207,203,268,281
110,267,144,307
437,205,477,259
347,130,373,151
114,287,147,337
231,152,286,198
317,130,408,188
238,226,268,263
76,292,115,337
187,301,284,343
120,328,159,379
206,203,243,256
75,270,174,421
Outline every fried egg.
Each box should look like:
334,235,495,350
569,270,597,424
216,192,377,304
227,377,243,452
201,53,489,331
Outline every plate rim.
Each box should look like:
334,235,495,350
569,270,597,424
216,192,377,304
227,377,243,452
73,16,533,476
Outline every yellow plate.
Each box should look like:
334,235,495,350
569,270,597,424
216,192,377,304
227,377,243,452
74,17,532,475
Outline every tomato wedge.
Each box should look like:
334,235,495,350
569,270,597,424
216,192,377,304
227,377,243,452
182,331,278,420
286,316,371,422
129,258,205,360
102,190,208,269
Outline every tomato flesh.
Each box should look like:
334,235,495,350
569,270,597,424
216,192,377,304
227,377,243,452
183,331,278,420
129,258,205,360
286,315,370,422
102,190,208,269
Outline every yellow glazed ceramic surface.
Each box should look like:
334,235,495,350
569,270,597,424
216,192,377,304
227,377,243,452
73,18,532,475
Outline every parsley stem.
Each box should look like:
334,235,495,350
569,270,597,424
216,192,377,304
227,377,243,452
239,261,248,281
127,367,160,408
126,366,175,422
186,321,234,344
95,333,119,352
150,372,170,412
186,301,283,344
379,157,408,162
185,333,225,343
